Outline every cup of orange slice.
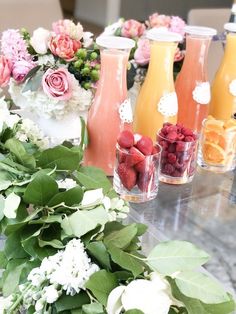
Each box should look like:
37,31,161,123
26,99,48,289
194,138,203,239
198,116,236,173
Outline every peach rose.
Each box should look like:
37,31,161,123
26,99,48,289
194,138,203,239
42,67,72,100
0,55,12,87
134,38,150,65
148,13,171,29
121,19,146,38
49,34,81,61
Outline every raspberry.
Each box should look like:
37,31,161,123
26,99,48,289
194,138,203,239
167,126,178,133
166,131,178,141
172,170,182,177
159,140,168,150
136,136,153,155
163,122,172,127
167,153,177,164
176,133,185,141
162,150,168,158
164,163,175,175
176,142,185,152
117,130,134,148
168,143,176,153
184,136,194,142
182,127,193,136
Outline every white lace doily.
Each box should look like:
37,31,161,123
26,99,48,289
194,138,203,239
119,98,133,123
192,82,211,104
157,92,178,117
229,80,236,97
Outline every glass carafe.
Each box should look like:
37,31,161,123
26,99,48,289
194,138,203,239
133,30,182,141
84,36,135,175
175,26,216,132
209,23,236,120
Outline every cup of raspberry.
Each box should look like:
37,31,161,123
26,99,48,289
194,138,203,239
157,123,198,184
113,130,162,202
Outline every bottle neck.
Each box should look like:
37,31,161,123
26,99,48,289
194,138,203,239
98,49,129,99
223,33,236,64
181,35,211,79
146,41,177,84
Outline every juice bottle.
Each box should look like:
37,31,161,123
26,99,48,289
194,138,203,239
133,30,182,141
84,36,135,175
209,23,236,120
175,26,216,132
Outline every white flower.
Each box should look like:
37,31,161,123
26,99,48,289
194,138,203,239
83,31,94,48
0,296,13,314
27,267,46,286
37,54,55,66
30,27,50,54
103,19,124,36
57,178,77,190
107,286,126,314
35,298,45,312
0,95,20,133
43,285,59,303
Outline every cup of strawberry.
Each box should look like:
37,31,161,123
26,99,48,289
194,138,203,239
113,130,161,202
157,123,198,184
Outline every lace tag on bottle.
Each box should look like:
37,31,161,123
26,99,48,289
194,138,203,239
229,80,236,97
192,82,211,104
157,92,178,117
119,98,133,123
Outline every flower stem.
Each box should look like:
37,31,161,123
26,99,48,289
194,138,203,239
8,284,32,313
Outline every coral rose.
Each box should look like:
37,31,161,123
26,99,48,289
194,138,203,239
49,34,81,61
12,60,34,82
52,19,83,40
121,19,145,38
42,67,72,100
148,13,171,29
0,55,12,87
134,38,150,65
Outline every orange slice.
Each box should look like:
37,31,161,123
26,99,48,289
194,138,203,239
205,119,224,133
224,119,236,132
203,141,226,164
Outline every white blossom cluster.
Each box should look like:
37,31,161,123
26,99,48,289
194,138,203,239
9,75,93,120
0,295,13,314
0,94,20,133
18,239,99,313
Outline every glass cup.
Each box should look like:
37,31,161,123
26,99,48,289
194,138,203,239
113,144,162,203
157,131,198,184
198,119,236,173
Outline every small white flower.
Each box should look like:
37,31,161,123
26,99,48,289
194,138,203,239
57,178,77,190
0,296,13,314
30,27,51,54
27,267,46,286
43,285,59,303
35,298,45,312
103,19,124,36
83,31,94,48
37,54,55,66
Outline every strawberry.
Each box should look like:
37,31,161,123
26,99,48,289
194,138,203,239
117,163,137,190
137,172,155,192
136,136,153,155
126,147,145,167
118,150,127,163
135,159,146,173
117,130,134,149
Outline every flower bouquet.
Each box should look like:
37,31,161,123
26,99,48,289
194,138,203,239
0,19,100,145
0,113,235,314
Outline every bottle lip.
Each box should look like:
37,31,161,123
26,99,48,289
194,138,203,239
96,36,135,49
232,3,236,13
146,28,183,42
184,26,217,37
224,23,236,33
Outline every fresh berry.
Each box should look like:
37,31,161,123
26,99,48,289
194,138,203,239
164,163,175,175
176,133,185,141
167,153,177,164
167,126,178,133
168,143,176,153
163,122,172,127
166,131,178,141
172,170,182,177
137,172,155,192
159,140,168,150
117,130,134,149
117,163,137,191
182,128,193,136
152,146,160,155
135,160,146,173
176,142,185,152
126,147,145,167
136,136,153,155
184,136,194,142
118,150,127,163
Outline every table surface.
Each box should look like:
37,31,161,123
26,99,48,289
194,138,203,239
128,168,236,294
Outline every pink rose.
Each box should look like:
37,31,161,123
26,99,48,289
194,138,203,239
49,34,81,61
12,60,34,82
134,38,150,65
52,19,83,40
170,16,186,36
42,67,72,100
148,13,171,28
0,55,12,87
121,19,146,38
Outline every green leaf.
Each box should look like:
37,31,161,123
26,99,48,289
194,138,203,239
125,310,144,314
175,271,231,304
82,303,104,314
55,292,90,312
0,171,13,191
147,241,210,275
74,166,112,194
0,195,5,221
22,70,43,92
104,224,138,250
5,138,36,169
87,241,111,270
4,230,29,260
61,206,109,238
37,145,82,170
0,251,7,269
108,245,144,277
86,270,118,306
48,186,84,207
38,238,64,249
22,65,41,82
23,173,58,205
136,223,148,236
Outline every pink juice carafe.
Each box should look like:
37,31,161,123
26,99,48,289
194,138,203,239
175,26,217,132
84,36,135,175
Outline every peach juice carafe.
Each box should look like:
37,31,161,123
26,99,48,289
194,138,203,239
175,26,216,132
133,30,182,141
209,23,236,120
84,36,135,175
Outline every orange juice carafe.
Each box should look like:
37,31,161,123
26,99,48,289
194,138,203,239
84,36,135,175
209,23,236,120
175,26,216,132
134,30,182,141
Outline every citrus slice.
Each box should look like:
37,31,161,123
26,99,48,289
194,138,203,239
203,141,226,164
224,119,236,132
205,119,224,133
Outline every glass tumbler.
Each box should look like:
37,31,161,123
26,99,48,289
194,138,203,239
113,144,162,203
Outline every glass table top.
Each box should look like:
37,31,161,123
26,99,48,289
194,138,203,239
128,168,236,295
